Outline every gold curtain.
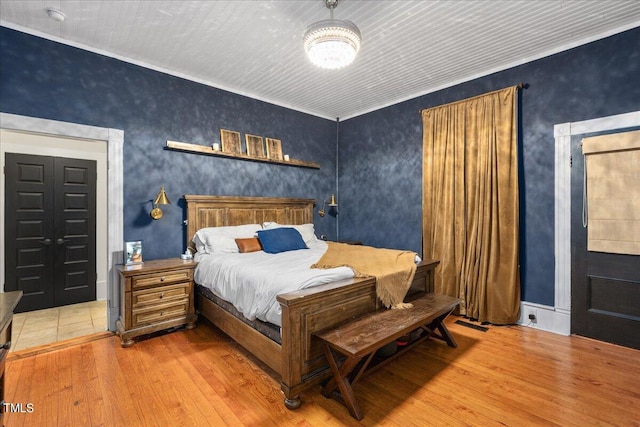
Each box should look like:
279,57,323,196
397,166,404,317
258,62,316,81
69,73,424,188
422,86,520,324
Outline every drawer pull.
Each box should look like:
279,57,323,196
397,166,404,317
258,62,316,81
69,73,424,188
159,292,165,299
160,276,166,281
2,341,10,350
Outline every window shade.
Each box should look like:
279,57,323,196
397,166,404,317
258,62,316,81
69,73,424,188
582,130,640,255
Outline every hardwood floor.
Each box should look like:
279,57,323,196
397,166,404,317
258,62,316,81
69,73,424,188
5,316,639,426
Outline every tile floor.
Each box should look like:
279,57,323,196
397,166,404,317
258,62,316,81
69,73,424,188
10,300,107,352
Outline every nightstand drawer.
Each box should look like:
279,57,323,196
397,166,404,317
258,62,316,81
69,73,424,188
132,283,190,308
132,269,192,289
132,301,190,327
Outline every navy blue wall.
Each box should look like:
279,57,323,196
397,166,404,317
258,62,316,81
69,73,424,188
0,27,338,260
337,27,640,306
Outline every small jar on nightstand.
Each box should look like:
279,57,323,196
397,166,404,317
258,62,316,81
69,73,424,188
116,258,197,347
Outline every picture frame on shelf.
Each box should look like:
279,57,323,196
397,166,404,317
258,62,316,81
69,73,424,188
125,240,143,265
245,134,266,158
220,129,242,155
266,137,283,160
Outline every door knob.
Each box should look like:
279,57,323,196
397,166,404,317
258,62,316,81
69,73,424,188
39,238,52,245
56,238,70,245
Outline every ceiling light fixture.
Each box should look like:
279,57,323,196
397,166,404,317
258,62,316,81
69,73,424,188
46,7,66,23
304,0,361,70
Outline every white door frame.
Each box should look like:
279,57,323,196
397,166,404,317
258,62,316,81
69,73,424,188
553,110,640,334
1,113,123,331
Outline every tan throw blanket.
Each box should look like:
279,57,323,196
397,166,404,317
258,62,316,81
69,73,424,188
311,242,417,309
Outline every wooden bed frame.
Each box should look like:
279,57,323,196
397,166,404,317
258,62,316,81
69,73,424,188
184,195,439,409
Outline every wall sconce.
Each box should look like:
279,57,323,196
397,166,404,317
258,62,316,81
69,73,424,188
150,186,170,220
318,194,338,217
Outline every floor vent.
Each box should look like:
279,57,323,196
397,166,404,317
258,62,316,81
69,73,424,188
454,320,489,332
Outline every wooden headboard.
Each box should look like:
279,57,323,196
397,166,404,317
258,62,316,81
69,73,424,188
184,195,315,248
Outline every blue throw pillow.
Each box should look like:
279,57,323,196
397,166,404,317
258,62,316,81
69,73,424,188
257,227,308,254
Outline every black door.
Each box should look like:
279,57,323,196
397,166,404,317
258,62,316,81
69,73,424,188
571,133,640,350
5,153,97,313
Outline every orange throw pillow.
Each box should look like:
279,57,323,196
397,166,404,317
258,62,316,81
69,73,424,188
235,237,262,253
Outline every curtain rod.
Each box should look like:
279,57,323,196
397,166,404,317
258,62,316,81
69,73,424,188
419,83,526,114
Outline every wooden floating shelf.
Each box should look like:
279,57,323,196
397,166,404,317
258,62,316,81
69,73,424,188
165,140,320,169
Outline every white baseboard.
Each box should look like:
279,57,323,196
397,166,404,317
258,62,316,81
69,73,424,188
97,279,107,301
517,301,570,336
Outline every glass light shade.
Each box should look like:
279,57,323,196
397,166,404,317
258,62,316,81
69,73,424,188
304,19,361,69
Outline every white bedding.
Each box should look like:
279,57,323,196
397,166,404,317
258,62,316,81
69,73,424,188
193,240,354,326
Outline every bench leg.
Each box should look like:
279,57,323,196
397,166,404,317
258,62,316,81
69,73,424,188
321,344,365,420
428,310,457,348
436,320,457,347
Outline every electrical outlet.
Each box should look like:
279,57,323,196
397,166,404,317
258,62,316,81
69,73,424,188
525,308,538,323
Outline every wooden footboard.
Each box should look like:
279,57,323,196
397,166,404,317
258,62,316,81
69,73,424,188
275,260,440,407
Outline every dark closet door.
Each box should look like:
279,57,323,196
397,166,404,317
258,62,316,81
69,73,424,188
5,153,96,313
570,135,640,350
52,156,97,307
5,154,55,311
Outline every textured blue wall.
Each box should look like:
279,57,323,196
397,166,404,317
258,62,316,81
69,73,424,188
0,27,338,260
338,27,640,306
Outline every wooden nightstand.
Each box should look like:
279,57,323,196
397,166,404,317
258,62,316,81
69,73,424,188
116,258,197,347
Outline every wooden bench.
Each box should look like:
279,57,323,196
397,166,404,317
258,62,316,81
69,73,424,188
313,293,461,420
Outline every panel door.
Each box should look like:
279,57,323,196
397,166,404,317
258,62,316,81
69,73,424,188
5,154,55,311
5,153,96,312
570,134,640,350
53,156,97,306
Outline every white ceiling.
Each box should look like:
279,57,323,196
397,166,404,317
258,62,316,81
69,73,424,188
1,1,639,120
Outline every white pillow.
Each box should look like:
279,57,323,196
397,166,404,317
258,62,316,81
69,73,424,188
194,224,261,253
192,233,206,254
262,222,318,245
